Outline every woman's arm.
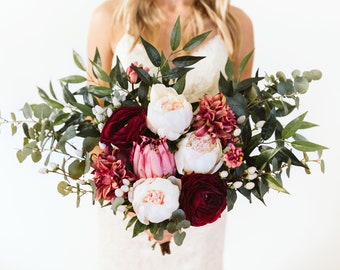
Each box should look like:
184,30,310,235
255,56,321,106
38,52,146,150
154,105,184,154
87,0,117,85
229,6,255,80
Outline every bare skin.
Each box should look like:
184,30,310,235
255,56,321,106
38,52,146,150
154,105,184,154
87,0,254,245
87,0,254,85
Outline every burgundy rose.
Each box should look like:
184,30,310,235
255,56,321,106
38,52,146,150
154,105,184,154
100,106,147,152
179,173,227,227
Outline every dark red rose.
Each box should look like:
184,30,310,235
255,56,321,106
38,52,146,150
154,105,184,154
100,106,147,152
179,173,227,227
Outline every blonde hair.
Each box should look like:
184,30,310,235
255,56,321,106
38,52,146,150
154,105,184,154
113,0,240,59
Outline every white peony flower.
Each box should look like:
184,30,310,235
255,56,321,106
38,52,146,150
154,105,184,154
175,132,223,174
147,84,193,141
128,177,180,225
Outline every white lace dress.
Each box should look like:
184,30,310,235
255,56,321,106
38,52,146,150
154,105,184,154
98,33,229,270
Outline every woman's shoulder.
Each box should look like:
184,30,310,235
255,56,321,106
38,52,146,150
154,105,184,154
91,0,119,24
229,5,253,29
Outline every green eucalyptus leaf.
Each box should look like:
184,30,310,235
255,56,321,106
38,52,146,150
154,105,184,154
294,76,309,94
261,173,290,194
33,104,52,119
140,36,161,67
22,103,33,119
153,227,164,241
68,159,85,179
183,31,211,51
111,197,125,214
170,16,181,51
57,181,72,196
83,137,99,152
31,150,42,163
173,231,186,246
166,222,177,234
177,220,190,229
73,50,87,71
291,140,328,152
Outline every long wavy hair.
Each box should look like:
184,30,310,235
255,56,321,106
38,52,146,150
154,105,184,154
113,0,240,58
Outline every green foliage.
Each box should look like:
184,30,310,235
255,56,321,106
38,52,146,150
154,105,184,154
222,54,327,208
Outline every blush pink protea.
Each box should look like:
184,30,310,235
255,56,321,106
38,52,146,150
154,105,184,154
193,93,237,147
131,136,176,179
92,147,135,201
224,143,244,168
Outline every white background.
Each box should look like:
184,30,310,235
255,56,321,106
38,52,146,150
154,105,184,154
0,1,339,269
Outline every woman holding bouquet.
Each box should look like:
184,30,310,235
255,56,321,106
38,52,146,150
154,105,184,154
87,0,254,269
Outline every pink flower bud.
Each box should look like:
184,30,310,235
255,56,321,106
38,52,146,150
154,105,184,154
126,61,150,84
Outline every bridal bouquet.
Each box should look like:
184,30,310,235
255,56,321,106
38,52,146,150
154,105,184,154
1,18,327,254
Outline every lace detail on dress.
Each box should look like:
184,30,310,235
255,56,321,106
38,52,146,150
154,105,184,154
114,34,229,102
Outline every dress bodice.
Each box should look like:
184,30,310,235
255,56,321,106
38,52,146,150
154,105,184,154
114,33,229,103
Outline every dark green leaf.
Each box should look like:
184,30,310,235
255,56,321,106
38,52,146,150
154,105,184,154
183,31,211,51
59,75,87,84
261,173,290,194
90,61,111,82
140,36,161,67
238,49,254,76
170,16,181,51
38,88,64,109
226,93,248,117
261,108,276,140
282,112,307,139
133,220,147,238
73,50,87,71
227,188,237,211
225,57,234,80
219,73,234,97
172,56,205,67
173,74,186,94
291,140,328,152
162,67,193,80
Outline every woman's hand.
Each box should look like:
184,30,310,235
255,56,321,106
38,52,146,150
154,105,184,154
146,230,173,255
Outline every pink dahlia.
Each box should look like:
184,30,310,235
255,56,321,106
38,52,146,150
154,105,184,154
92,147,135,201
224,143,244,168
193,93,237,147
